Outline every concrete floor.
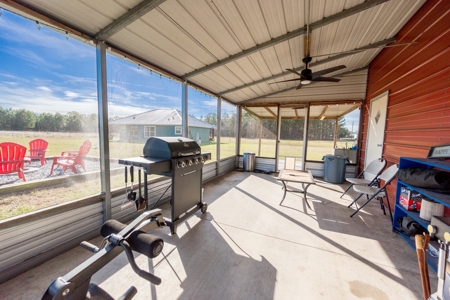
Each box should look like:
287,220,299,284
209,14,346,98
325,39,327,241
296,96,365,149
0,171,437,299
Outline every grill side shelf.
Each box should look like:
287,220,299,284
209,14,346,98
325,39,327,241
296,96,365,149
118,157,171,175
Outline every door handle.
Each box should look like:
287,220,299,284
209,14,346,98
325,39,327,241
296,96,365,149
377,144,383,147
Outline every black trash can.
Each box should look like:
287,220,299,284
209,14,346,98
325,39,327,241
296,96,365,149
322,155,348,183
243,152,255,172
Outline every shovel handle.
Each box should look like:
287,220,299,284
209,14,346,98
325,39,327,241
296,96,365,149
138,169,141,190
130,166,134,183
125,167,128,183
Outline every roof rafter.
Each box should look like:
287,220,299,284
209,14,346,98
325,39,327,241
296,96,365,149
237,67,369,105
264,107,277,117
218,37,396,96
339,105,360,117
182,0,389,79
319,106,328,119
94,0,166,40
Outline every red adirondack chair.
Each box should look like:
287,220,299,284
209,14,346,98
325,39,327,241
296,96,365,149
0,142,27,181
50,140,92,175
25,138,49,166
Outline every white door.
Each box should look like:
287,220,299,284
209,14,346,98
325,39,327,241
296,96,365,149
365,91,388,177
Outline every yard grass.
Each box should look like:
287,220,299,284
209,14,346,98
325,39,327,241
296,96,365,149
0,131,353,160
0,131,355,220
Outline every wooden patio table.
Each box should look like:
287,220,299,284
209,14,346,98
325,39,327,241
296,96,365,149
277,169,316,209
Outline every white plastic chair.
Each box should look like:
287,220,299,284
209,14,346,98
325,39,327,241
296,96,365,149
349,164,399,220
340,158,386,198
284,157,296,170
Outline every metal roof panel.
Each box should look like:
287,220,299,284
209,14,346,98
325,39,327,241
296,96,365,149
8,0,425,106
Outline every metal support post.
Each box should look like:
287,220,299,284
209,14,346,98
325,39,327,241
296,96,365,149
181,81,188,138
275,105,281,172
216,97,221,176
301,103,310,171
96,41,111,221
236,106,242,157
333,117,339,149
258,117,262,156
356,102,365,174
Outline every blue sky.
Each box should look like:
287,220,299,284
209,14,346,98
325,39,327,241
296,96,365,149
0,10,217,119
0,9,357,130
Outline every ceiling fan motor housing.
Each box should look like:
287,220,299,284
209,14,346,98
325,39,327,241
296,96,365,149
302,56,312,64
301,68,312,79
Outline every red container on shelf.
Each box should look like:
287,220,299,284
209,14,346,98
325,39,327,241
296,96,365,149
399,186,422,211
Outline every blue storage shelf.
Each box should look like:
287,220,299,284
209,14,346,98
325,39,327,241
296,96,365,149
393,157,450,271
394,229,438,272
395,204,429,229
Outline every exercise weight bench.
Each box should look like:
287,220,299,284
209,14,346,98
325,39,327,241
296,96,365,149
42,209,166,300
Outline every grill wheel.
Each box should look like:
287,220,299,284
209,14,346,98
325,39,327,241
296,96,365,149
201,203,208,213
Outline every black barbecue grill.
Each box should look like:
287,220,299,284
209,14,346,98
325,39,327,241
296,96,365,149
119,137,211,234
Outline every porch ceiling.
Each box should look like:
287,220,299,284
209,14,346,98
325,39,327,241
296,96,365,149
1,0,425,117
244,102,360,120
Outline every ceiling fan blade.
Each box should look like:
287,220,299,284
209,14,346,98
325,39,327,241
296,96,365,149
296,82,302,90
311,65,346,79
286,68,305,78
268,78,301,85
312,76,341,82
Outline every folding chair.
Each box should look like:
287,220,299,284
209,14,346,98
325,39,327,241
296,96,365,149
349,164,399,220
284,157,296,170
340,158,386,198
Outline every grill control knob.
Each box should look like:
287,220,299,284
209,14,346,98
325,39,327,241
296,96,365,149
200,157,205,163
206,154,211,160
177,161,186,168
187,159,193,166
194,158,199,164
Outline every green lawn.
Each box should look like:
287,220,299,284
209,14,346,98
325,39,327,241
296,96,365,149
0,132,355,220
0,132,353,161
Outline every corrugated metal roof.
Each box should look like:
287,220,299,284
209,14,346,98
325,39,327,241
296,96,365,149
110,108,215,128
1,0,426,118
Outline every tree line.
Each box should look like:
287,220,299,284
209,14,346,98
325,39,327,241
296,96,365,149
0,107,99,133
202,111,351,140
1,106,352,139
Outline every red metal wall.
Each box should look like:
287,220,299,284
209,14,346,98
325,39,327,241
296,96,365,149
361,0,450,209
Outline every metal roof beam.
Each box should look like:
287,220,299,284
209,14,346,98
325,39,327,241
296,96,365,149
264,107,277,117
318,106,328,119
94,0,166,40
338,105,360,118
218,36,396,96
237,67,368,105
183,0,389,79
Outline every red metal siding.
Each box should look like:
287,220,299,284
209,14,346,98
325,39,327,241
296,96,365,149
361,0,450,210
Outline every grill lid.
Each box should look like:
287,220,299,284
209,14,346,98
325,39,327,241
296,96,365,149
143,137,200,159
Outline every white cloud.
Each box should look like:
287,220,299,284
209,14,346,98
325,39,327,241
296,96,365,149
65,91,79,98
108,103,147,117
148,92,180,102
0,78,97,114
3,46,50,69
0,15,93,60
38,86,52,92
202,99,218,107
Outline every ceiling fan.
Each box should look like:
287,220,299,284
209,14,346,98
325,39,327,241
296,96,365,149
268,39,416,90
269,0,345,90
269,56,346,90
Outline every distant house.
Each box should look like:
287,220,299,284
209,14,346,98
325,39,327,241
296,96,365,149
109,109,215,143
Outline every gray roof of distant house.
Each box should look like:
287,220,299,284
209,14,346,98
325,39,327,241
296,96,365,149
110,109,215,129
